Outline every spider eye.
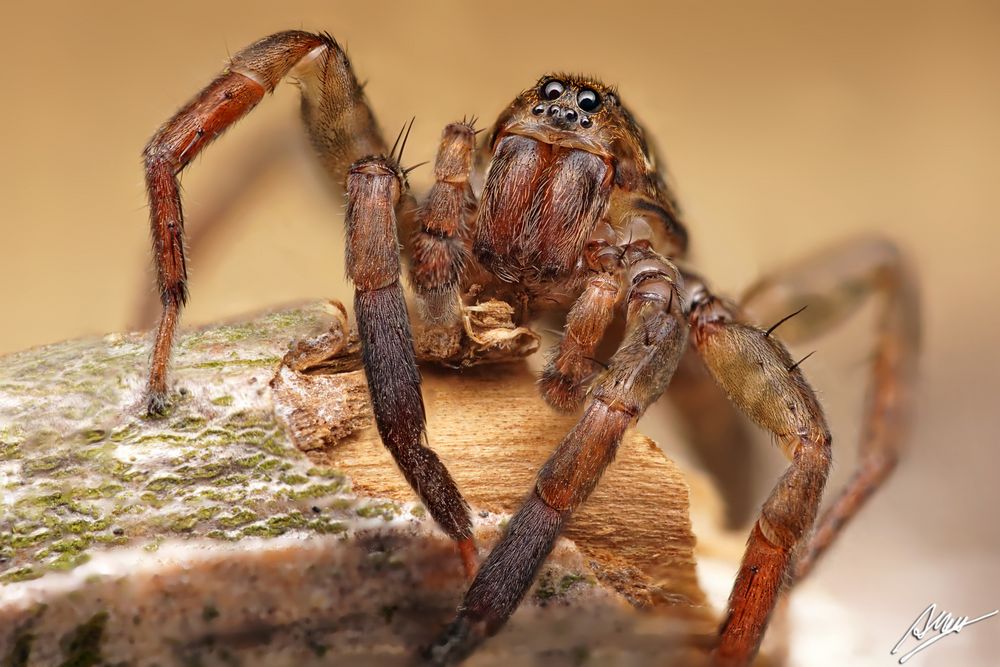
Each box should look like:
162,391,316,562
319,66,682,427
541,80,565,100
577,88,601,112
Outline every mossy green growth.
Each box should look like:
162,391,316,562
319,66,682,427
240,512,309,538
0,567,41,584
0,303,367,585
217,507,258,529
355,501,402,522
278,472,309,486
534,571,594,601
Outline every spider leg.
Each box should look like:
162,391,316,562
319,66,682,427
539,187,690,413
538,223,624,412
410,121,479,327
142,31,475,574
142,30,384,414
736,236,921,581
687,287,833,667
425,245,688,665
607,187,689,257
666,344,759,527
347,156,475,576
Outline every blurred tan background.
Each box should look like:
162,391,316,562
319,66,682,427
2,0,998,664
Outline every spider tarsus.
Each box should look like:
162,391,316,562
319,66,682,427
420,616,484,666
144,391,170,417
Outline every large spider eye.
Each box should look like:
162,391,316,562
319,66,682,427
541,80,565,100
577,88,601,112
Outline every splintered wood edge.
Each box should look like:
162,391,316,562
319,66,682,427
272,357,716,634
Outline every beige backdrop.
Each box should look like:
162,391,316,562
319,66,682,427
2,1,998,664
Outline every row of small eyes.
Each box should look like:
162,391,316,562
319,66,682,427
540,80,602,112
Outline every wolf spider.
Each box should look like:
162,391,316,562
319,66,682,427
141,30,920,666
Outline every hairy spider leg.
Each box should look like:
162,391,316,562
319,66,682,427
143,30,382,413
737,236,921,582
142,30,477,576
687,287,832,666
538,184,689,413
346,156,474,573
537,222,624,412
425,246,688,665
666,341,760,527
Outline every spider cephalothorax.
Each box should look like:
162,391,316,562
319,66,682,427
474,74,685,288
140,30,920,667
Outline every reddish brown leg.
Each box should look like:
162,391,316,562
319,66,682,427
141,32,474,573
142,30,384,414
539,199,687,413
736,237,921,580
133,126,292,329
425,246,688,665
688,287,832,667
410,121,479,327
347,156,474,576
538,222,623,412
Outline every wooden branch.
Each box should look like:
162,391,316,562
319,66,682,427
0,300,752,665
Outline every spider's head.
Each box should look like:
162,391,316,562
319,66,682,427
491,74,643,162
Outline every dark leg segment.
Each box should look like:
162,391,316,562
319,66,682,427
687,287,832,667
142,30,385,414
426,245,689,664
347,157,474,575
